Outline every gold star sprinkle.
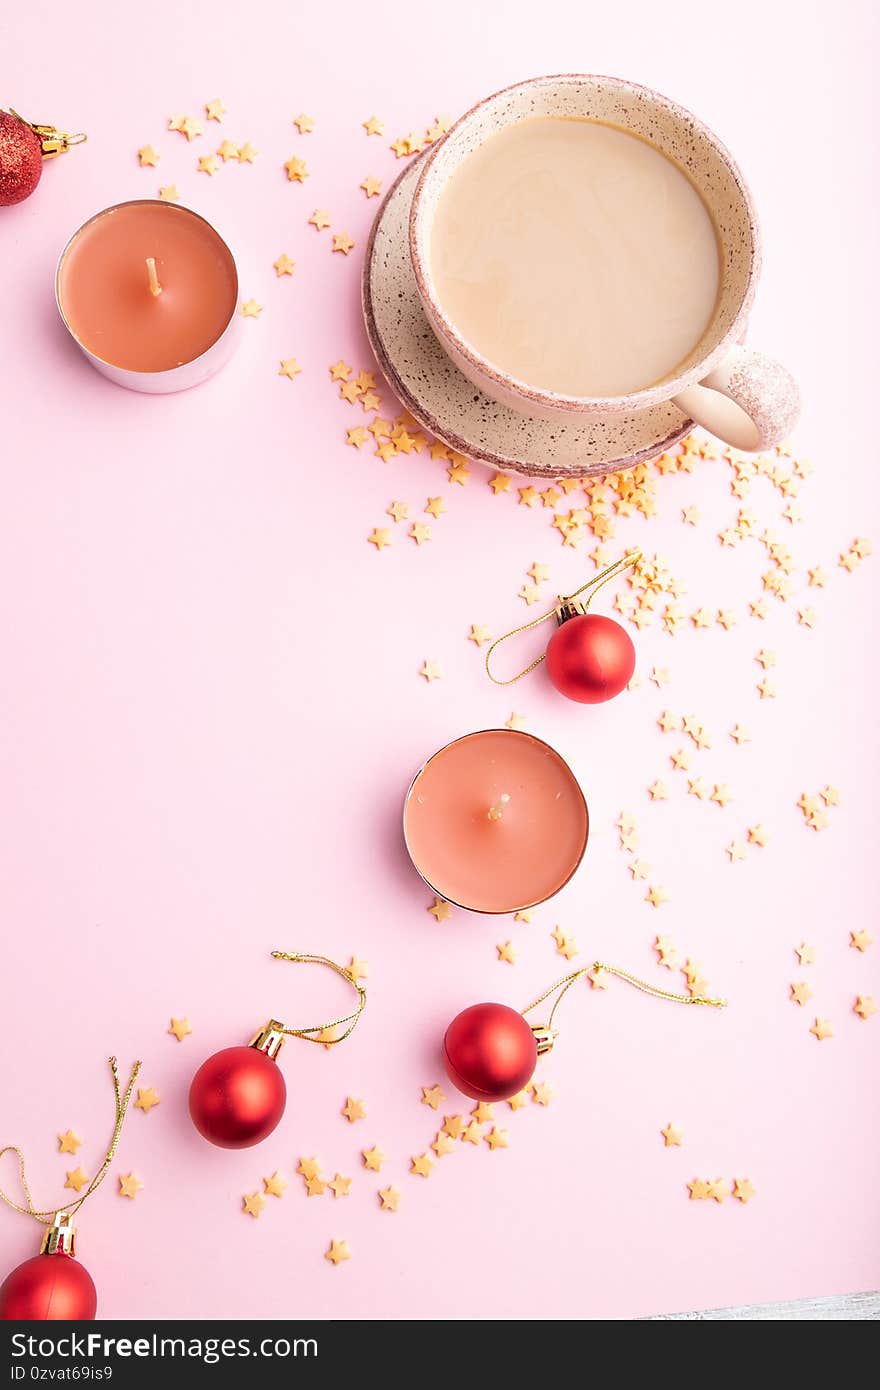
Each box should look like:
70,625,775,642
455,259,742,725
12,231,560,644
854,995,877,1021
325,1240,350,1265
64,1168,89,1193
348,956,369,980
327,1174,352,1199
489,473,511,494
241,300,262,318
710,784,733,808
850,930,874,952
471,1102,494,1125
732,1178,756,1204
205,99,226,122
531,1082,554,1107
468,624,491,647
514,910,533,923
790,982,812,1006
197,154,219,176
263,1171,288,1197
309,209,331,231
378,1186,400,1211
363,116,384,136
448,458,471,485
329,359,351,382
730,724,751,744
348,427,370,448
707,1179,729,1204
217,139,240,162
810,1018,833,1041
681,506,700,525
284,155,308,182
119,1173,143,1200
505,712,528,731
654,935,678,968
428,896,451,923
367,528,391,551
484,1127,508,1150
134,1087,160,1114
507,1090,530,1111
342,1097,367,1124
362,1146,386,1172
687,1178,710,1200
661,1123,683,1148
409,522,432,546
646,885,669,908
726,841,747,863
138,145,160,167
747,824,769,847
432,1132,456,1158
293,113,315,134
296,1158,321,1180
181,116,204,142
332,233,355,255
410,1153,434,1178
279,358,302,381
586,966,608,989
273,253,295,276
236,141,258,163
795,943,815,966
442,1115,466,1138
360,175,382,198
497,940,517,966
158,185,180,202
421,1085,444,1110
420,660,442,683
168,1017,192,1042
305,1174,326,1197
461,1121,482,1145
647,780,668,801
820,786,840,806
58,1130,81,1155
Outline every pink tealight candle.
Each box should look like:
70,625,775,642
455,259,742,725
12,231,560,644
55,200,240,393
403,729,589,913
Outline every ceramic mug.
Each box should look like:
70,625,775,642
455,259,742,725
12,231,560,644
409,74,800,453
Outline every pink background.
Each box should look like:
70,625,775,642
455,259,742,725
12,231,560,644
1,0,878,1320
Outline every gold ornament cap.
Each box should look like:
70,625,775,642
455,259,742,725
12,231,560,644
8,110,87,159
530,1024,557,1056
555,597,587,625
249,1020,285,1059
41,1211,76,1256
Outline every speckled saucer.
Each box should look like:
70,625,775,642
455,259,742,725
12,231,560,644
362,158,694,479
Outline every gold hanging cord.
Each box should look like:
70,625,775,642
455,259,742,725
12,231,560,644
0,1057,141,1226
523,962,727,1032
269,951,367,1044
485,549,642,686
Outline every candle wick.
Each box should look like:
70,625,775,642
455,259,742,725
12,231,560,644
146,256,163,297
487,793,511,822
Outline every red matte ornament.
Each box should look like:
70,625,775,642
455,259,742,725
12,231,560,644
443,1003,540,1101
485,549,641,705
187,951,367,1150
0,1247,97,1321
545,611,635,703
189,1042,287,1150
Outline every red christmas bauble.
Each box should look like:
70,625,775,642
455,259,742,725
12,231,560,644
0,1252,97,1321
189,1045,287,1148
546,612,635,704
0,111,43,207
443,1003,537,1101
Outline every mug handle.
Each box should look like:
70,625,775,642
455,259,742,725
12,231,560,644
672,345,801,452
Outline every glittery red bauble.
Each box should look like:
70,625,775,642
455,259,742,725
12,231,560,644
545,613,635,704
443,1003,537,1101
0,1252,97,1321
0,111,43,206
189,1045,287,1148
